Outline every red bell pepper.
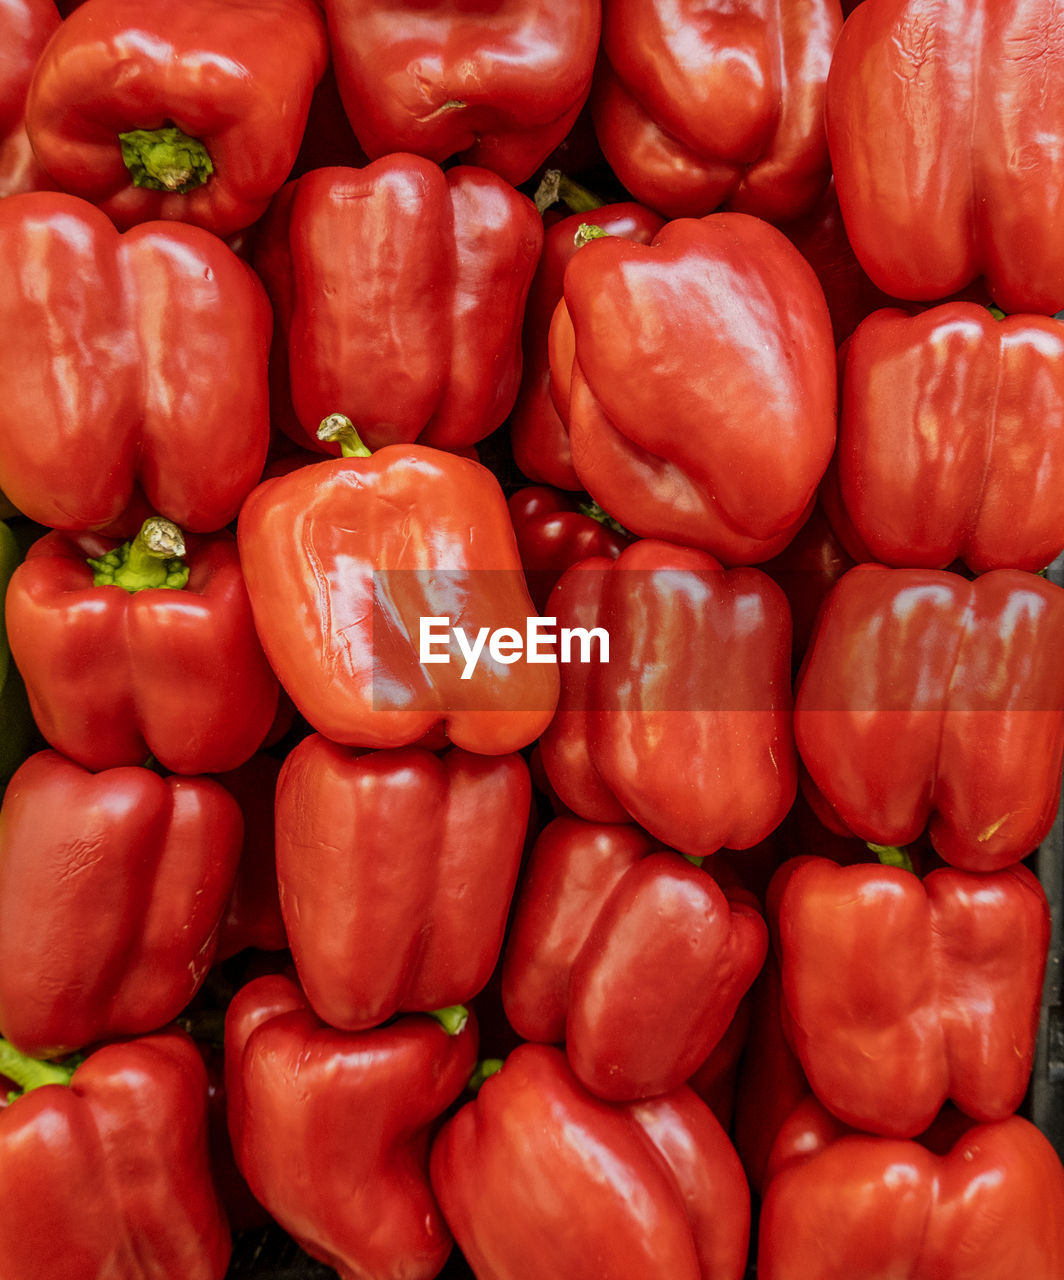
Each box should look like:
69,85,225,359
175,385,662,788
237,420,559,755
549,211,837,562
0,1028,231,1280
430,1042,751,1280
538,540,796,857
591,0,842,222
825,0,1064,314
501,815,767,1101
254,157,542,455
760,501,856,669
794,564,1064,871
0,193,272,534
24,0,328,235
507,484,633,611
0,749,243,1057
275,735,531,1030
758,1100,1064,1280
769,853,1050,1138
825,302,1064,573
5,520,281,775
0,0,59,198
212,754,287,963
730,950,811,1194
509,199,665,491
322,0,601,186
225,972,478,1280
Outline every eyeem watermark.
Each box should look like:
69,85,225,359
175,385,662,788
420,616,610,680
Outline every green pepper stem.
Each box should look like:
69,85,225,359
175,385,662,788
0,1038,75,1096
574,222,613,250
868,843,916,874
87,517,190,592
468,1058,504,1092
428,1005,469,1037
317,414,372,458
576,499,631,539
118,125,214,194
533,169,606,217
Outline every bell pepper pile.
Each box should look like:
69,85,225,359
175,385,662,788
1,1,1064,1278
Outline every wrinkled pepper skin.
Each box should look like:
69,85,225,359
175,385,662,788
24,0,328,235
0,750,243,1057
592,0,842,222
6,527,281,775
825,0,1064,314
794,564,1064,870
826,303,1064,573
507,485,633,611
509,201,665,491
275,736,531,1030
501,817,767,1101
323,0,601,186
430,1043,751,1280
550,212,836,562
237,447,560,755
226,972,478,1280
539,540,796,857
0,0,59,197
255,158,542,454
0,1029,231,1280
769,855,1050,1138
758,1101,1064,1280
0,193,272,534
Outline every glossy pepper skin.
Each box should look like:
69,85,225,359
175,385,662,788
430,1043,751,1280
825,302,1064,573
550,211,837,563
769,854,1050,1138
509,200,665,491
507,485,633,611
592,0,841,222
5,524,281,775
794,564,1064,871
501,816,767,1101
226,972,478,1280
0,1029,231,1280
0,750,243,1057
255,158,542,455
0,193,271,535
0,0,59,197
322,0,601,186
237,439,560,755
275,736,531,1030
539,540,796,857
825,0,1064,314
24,0,328,235
758,1100,1064,1280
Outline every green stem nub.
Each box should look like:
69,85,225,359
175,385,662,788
428,1005,469,1037
318,414,372,459
88,517,190,592
577,499,631,539
0,1038,75,1099
533,169,606,217
574,222,612,250
468,1058,504,1092
868,843,915,875
119,125,213,194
